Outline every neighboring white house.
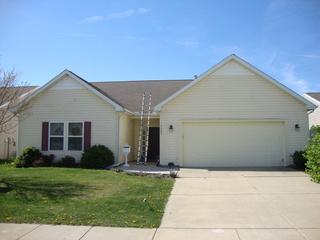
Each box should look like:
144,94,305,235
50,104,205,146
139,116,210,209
303,93,320,127
0,87,37,159
15,54,316,167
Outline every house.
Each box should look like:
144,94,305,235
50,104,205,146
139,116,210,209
0,86,37,159
16,54,316,167
303,93,320,127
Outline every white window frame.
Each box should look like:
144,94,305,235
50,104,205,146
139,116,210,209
67,121,84,151
49,122,65,151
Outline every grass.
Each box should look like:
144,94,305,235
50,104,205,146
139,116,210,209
0,165,174,228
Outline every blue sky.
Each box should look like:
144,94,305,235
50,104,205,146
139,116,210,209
0,0,319,93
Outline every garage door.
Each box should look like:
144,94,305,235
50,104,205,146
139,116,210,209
183,121,285,167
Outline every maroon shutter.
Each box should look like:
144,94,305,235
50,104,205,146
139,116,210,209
84,121,91,150
42,122,49,151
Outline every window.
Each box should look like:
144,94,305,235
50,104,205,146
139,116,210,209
68,122,83,151
49,122,64,150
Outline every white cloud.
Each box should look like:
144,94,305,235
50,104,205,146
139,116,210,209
80,8,150,23
175,41,199,48
266,50,278,66
107,9,135,19
79,15,104,23
137,8,150,14
210,45,242,56
282,63,309,93
296,54,320,59
56,32,97,38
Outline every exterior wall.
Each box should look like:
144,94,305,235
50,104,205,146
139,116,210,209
0,116,18,159
160,60,309,166
132,118,159,161
18,76,119,162
118,113,134,162
309,105,320,127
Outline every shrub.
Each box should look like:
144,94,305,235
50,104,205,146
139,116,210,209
42,154,55,166
14,146,41,168
310,125,320,138
61,155,77,168
292,150,307,170
0,157,15,165
80,145,114,169
32,154,55,167
305,133,320,183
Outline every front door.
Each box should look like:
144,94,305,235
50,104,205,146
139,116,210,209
148,127,160,161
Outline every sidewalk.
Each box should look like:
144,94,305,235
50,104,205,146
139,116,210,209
0,223,156,240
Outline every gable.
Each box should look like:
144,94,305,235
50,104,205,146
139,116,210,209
214,60,254,76
160,60,311,117
51,76,86,90
18,70,124,112
28,76,117,114
154,55,316,111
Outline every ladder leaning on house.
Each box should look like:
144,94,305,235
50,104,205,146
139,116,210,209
136,92,152,164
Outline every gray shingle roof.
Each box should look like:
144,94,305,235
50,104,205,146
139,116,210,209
91,80,192,112
0,86,37,104
306,92,320,102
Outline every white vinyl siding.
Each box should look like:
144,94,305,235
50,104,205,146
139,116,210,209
309,105,320,127
0,115,18,159
160,60,309,166
18,76,118,161
118,113,134,162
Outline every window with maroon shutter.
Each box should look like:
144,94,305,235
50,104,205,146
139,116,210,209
84,121,91,150
42,122,49,151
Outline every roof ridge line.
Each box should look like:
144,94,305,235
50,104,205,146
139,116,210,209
91,79,193,83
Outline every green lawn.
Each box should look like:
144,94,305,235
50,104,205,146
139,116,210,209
0,165,174,228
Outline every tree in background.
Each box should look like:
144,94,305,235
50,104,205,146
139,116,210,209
0,69,31,134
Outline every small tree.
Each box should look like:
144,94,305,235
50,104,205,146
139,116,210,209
0,69,30,134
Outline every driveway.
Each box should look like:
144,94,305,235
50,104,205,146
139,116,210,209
158,168,320,240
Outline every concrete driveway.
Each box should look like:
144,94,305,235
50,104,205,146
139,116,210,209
158,168,320,240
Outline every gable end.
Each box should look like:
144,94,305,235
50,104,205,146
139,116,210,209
154,55,316,111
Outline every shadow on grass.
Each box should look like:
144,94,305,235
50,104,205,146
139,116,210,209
0,177,91,200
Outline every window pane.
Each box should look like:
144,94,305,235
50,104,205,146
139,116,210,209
68,137,82,151
50,123,64,136
69,123,83,136
50,137,63,150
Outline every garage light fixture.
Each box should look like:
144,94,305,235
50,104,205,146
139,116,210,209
169,125,174,132
295,124,300,129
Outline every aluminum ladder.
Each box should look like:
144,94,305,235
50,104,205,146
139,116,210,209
136,92,152,164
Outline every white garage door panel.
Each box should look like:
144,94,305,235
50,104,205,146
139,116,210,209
183,122,285,167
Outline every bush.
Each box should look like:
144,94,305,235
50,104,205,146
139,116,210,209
0,157,15,165
80,145,114,169
292,150,307,170
305,133,320,183
61,155,77,168
42,154,55,166
14,146,41,168
32,154,55,167
310,125,320,138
